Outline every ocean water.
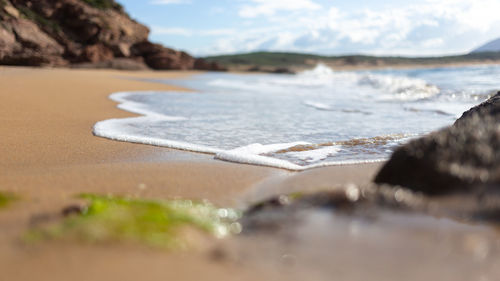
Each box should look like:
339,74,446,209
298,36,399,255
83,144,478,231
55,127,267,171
94,64,500,170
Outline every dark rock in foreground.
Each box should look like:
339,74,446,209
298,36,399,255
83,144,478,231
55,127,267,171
0,0,224,71
375,91,500,195
455,91,500,125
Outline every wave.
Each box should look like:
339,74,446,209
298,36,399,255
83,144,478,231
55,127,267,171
93,91,390,170
208,64,441,102
357,74,440,101
301,64,440,101
92,64,497,170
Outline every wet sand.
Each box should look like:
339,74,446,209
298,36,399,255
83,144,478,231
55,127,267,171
0,66,384,281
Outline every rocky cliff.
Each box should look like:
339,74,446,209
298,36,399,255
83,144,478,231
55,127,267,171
0,0,224,70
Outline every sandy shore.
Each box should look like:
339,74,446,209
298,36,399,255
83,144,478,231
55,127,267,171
0,66,383,281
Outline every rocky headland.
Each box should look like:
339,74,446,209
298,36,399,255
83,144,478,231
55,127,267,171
0,0,224,70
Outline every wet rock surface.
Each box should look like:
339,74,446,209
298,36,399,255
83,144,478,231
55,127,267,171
0,0,224,70
241,183,500,231
375,91,500,196
240,184,431,233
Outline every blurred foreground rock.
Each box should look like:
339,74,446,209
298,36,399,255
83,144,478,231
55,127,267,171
0,0,224,70
455,91,500,125
375,91,500,195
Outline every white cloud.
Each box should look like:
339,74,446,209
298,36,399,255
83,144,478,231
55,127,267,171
235,0,497,55
422,0,500,32
150,0,500,56
238,0,321,18
150,0,191,5
421,38,444,48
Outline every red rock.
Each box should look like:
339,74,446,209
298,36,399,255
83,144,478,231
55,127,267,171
0,0,221,70
81,43,114,62
11,19,64,55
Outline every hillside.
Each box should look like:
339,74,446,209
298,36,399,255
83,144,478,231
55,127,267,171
0,0,223,70
204,51,500,73
471,38,500,53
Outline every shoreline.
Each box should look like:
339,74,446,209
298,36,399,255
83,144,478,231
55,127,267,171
324,59,500,71
0,66,384,281
226,59,500,74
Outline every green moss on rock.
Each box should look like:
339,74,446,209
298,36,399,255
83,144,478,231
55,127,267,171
28,194,241,249
0,192,17,208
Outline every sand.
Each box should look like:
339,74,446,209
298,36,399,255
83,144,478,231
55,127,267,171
4,66,497,281
0,66,383,281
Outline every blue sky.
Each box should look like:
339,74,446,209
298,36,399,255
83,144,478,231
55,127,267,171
119,0,500,57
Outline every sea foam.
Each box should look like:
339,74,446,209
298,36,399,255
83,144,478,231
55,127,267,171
93,64,498,170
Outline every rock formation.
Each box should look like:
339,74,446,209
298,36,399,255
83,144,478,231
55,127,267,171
455,91,500,125
0,0,224,70
374,91,500,195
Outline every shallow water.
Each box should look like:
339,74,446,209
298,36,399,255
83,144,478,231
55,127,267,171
94,64,500,169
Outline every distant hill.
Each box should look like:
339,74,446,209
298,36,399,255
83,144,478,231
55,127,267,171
471,38,500,53
204,51,500,73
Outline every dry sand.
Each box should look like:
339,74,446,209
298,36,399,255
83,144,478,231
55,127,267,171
0,66,382,281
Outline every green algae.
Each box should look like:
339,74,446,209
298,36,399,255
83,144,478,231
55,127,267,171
0,192,17,209
28,194,241,249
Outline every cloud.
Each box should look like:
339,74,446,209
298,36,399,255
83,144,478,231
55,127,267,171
421,0,500,32
238,0,321,18
207,0,500,56
148,0,500,56
150,0,191,5
421,38,444,48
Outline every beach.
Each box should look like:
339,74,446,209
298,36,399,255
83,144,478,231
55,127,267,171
3,0,500,279
0,66,385,280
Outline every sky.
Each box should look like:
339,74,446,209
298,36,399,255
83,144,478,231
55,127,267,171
118,0,500,57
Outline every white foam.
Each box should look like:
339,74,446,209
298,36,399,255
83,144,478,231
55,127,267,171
297,64,440,101
93,116,223,154
215,150,305,170
303,100,332,111
222,142,310,155
204,64,441,103
214,142,310,170
93,63,474,170
300,63,335,77
93,91,384,170
285,145,341,163
215,146,385,171
357,74,440,101
110,92,187,121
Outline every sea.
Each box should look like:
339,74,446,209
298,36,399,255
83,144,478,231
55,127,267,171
94,64,500,170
